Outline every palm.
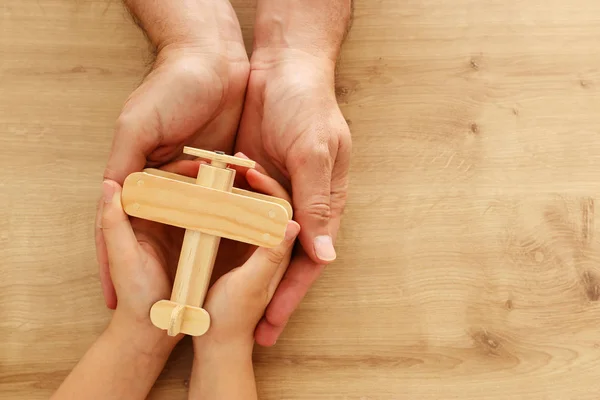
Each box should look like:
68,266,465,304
100,6,251,308
236,67,319,186
202,271,261,342
115,228,174,319
234,59,351,345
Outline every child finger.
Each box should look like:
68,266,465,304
101,180,140,268
234,152,269,175
241,221,300,287
245,169,291,203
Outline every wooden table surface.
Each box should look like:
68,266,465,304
3,0,600,398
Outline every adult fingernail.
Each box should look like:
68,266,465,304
314,235,336,262
284,221,300,241
102,180,115,204
236,152,249,159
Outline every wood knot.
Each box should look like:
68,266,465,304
534,251,544,263
335,78,359,103
71,65,86,73
470,328,503,356
470,123,480,134
582,270,600,302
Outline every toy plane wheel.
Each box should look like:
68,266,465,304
150,300,211,337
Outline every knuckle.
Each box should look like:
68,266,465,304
314,145,332,161
338,126,352,147
298,201,332,222
114,112,135,136
264,247,286,266
331,189,348,209
172,60,225,102
294,145,331,168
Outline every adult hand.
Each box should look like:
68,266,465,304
235,50,352,346
235,0,353,346
96,0,249,309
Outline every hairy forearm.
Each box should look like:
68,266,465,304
188,341,256,400
122,0,232,50
51,321,174,400
253,0,353,62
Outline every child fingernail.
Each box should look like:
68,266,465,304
284,221,300,240
102,180,115,204
314,235,336,261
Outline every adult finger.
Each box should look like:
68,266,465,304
255,126,351,346
239,221,300,289
95,198,116,309
328,126,352,239
254,251,324,347
288,145,336,263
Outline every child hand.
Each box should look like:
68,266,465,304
99,178,179,350
195,166,300,349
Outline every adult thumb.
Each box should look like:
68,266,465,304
289,149,337,264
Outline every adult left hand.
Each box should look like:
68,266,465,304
235,50,352,346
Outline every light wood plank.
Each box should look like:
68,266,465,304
150,300,211,337
143,168,294,218
121,172,289,248
183,146,256,168
160,163,233,336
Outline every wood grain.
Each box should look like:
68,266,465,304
143,168,294,218
182,146,257,169
3,0,600,399
150,300,211,337
158,163,233,336
121,172,289,247
169,163,234,310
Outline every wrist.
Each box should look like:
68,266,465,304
123,0,232,51
253,0,352,63
193,334,254,359
106,311,178,364
193,334,254,369
189,337,256,399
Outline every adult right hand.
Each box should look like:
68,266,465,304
96,0,249,309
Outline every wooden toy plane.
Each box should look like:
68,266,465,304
121,147,293,337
